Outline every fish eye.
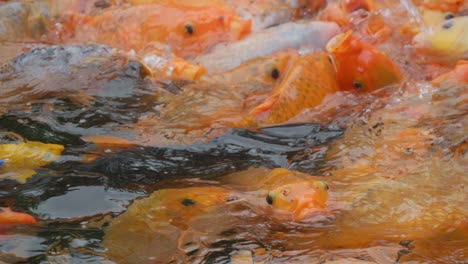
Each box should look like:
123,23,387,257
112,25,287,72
319,181,329,190
184,22,194,35
266,194,273,205
353,80,363,89
442,20,453,29
181,198,196,206
444,13,455,20
271,68,280,79
266,191,275,205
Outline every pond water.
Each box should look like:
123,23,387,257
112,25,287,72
0,0,466,263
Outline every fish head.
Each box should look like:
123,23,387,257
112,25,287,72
143,6,251,57
413,16,468,63
250,51,339,125
146,187,231,228
263,169,328,221
327,31,402,92
220,50,296,84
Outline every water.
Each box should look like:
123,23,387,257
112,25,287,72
0,1,466,263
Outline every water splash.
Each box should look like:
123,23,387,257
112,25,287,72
399,0,428,32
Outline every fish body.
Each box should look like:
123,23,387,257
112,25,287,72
103,168,328,263
193,21,341,73
315,65,468,248
125,0,326,31
0,141,63,183
0,207,36,228
55,4,251,58
327,31,402,92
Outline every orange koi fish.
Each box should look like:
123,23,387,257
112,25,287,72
103,168,328,263
247,51,340,125
0,207,36,228
125,0,326,31
53,4,251,58
327,31,402,92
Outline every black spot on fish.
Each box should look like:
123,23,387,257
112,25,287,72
181,198,196,206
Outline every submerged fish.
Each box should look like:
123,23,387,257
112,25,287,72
0,207,36,228
0,1,50,40
193,20,340,73
413,16,468,64
0,45,153,113
53,4,251,58
310,65,468,248
102,168,328,263
125,50,296,146
327,31,403,92
0,141,63,183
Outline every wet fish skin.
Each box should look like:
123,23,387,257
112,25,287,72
0,207,36,227
193,21,341,73
327,31,403,92
53,3,251,58
247,51,340,125
413,16,468,64
102,168,328,263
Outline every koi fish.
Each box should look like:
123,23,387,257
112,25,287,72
247,51,340,125
222,0,327,31
193,20,341,73
327,31,403,92
0,207,36,228
126,50,296,146
53,4,251,58
103,168,328,263
125,0,326,31
0,141,63,183
413,16,468,64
